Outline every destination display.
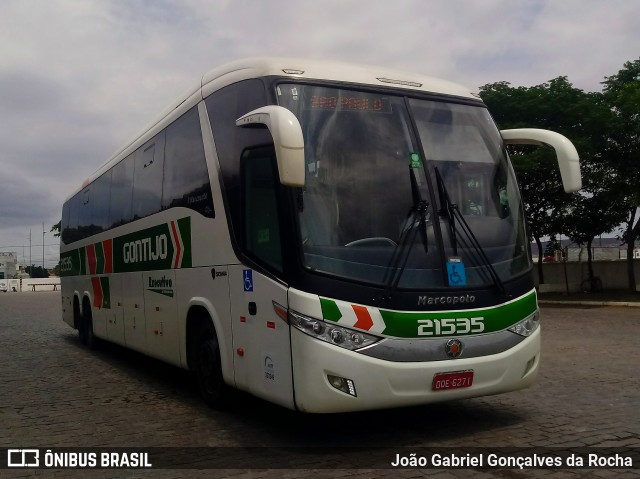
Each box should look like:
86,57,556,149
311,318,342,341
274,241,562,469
307,93,391,113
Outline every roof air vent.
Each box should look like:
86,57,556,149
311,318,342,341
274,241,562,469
377,77,422,88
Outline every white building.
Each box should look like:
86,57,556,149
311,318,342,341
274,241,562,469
0,252,17,279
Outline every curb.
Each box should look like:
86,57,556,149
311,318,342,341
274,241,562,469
539,300,640,308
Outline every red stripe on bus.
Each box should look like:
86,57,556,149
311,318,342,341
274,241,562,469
86,244,97,275
352,305,374,331
170,221,182,269
91,277,103,308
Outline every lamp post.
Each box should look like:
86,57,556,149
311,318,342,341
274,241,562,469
42,222,46,271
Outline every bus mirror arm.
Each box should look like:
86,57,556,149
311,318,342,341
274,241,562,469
500,128,582,193
236,106,306,187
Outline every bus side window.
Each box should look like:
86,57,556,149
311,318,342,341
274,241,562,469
109,153,134,229
91,170,112,234
242,147,283,272
163,106,214,217
76,187,91,240
132,132,165,220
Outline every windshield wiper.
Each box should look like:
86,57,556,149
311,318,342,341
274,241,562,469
434,167,506,297
382,161,430,299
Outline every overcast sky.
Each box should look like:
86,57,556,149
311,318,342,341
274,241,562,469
0,0,638,268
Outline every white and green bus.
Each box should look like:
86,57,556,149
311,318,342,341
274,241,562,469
60,58,580,413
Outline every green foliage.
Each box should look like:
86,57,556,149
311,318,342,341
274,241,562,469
601,58,640,289
25,265,49,279
480,66,637,287
601,59,640,223
51,221,61,238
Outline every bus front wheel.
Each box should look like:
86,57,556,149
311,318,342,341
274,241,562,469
194,322,229,409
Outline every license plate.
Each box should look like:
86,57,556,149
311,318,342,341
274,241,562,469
432,370,474,391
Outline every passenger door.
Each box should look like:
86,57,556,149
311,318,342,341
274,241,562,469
229,147,294,409
229,267,292,409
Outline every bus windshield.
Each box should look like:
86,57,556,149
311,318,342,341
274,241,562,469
277,84,530,289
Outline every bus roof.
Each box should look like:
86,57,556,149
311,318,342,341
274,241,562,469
68,58,478,200
201,57,476,99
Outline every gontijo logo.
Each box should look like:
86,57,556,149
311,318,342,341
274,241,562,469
60,217,192,276
123,235,168,264
114,220,188,272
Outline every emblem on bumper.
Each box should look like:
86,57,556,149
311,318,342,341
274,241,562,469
445,339,463,358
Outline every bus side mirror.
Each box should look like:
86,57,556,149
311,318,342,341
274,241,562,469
236,106,305,187
500,128,582,193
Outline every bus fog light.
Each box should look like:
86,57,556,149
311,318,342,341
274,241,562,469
508,311,540,337
289,310,381,351
327,374,357,397
330,329,344,344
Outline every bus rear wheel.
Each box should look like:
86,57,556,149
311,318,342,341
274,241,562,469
193,322,229,409
79,299,98,350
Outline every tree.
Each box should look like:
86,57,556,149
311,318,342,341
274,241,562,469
480,78,598,283
512,147,566,283
25,265,49,279
544,236,560,260
51,221,61,238
481,77,628,287
562,191,627,291
602,59,640,290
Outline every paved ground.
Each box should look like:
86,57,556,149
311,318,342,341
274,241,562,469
0,291,638,478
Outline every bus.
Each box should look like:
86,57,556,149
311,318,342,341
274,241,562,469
60,58,581,413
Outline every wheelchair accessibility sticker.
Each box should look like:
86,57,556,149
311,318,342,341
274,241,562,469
243,269,254,292
446,257,467,286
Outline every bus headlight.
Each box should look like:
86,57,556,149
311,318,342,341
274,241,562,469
508,311,540,337
289,310,380,350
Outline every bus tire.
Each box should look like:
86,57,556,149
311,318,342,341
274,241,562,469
193,321,229,409
80,299,98,350
73,297,81,331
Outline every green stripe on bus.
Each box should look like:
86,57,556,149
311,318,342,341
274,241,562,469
378,290,537,337
60,217,192,276
79,246,86,275
320,298,342,322
319,290,537,338
100,276,111,309
114,222,174,273
178,217,192,268
96,242,105,275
